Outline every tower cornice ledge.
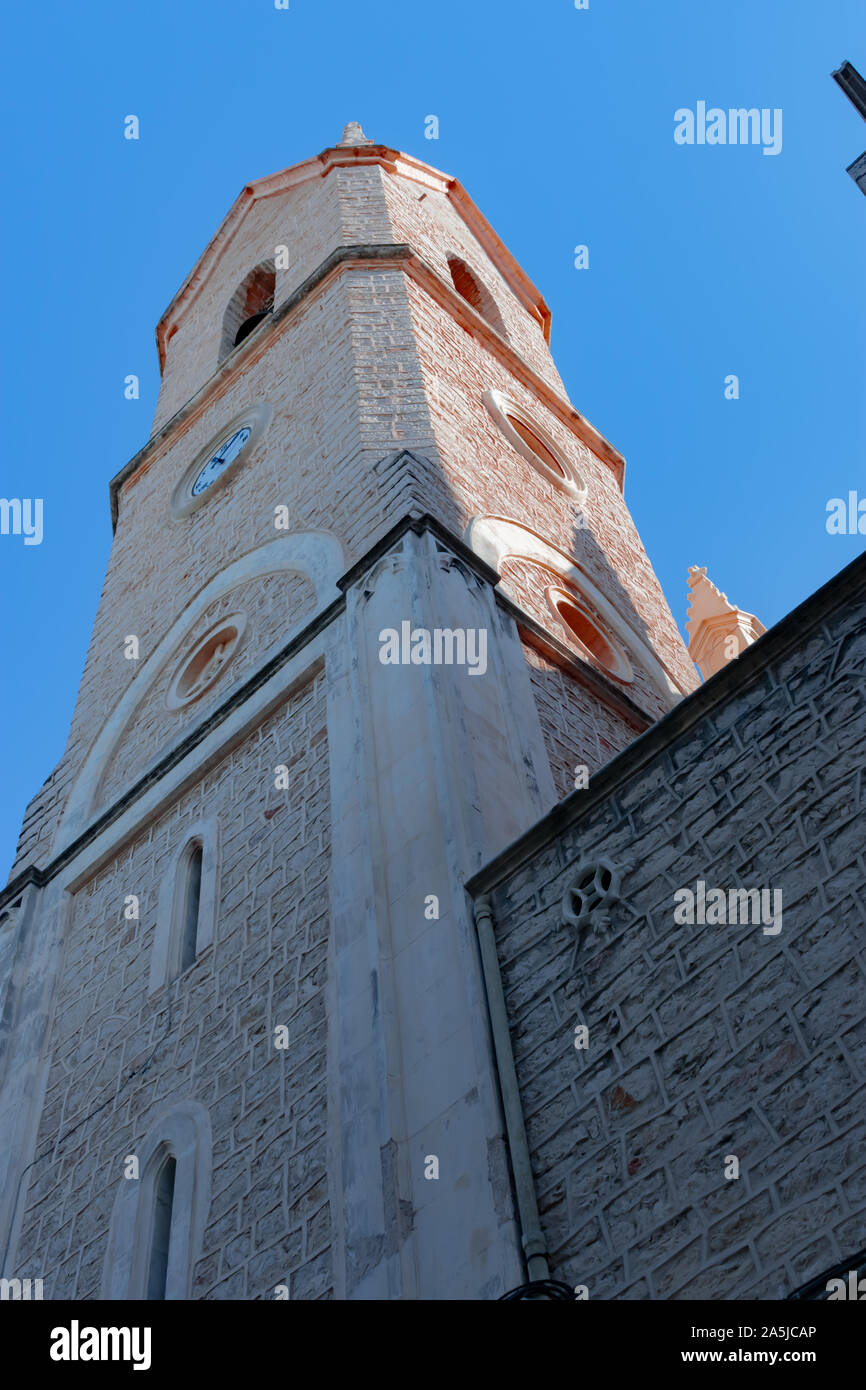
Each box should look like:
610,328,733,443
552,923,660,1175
335,503,502,595
0,507,675,907
0,510,559,906
155,141,553,354
110,244,626,529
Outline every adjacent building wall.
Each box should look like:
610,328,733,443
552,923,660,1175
470,553,866,1299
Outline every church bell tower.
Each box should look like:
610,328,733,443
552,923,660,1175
0,125,698,1300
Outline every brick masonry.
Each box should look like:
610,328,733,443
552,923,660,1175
403,274,697,706
523,643,645,802
7,143,696,883
502,555,671,721
95,570,316,811
473,563,866,1299
13,672,332,1300
1,134,722,1300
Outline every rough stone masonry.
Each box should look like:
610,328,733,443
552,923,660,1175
0,123,861,1301
468,550,866,1299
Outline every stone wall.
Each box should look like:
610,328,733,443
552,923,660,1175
503,556,671,721
95,570,317,812
7,142,697,884
6,264,434,880
13,670,332,1300
471,554,866,1299
153,162,394,431
523,642,644,802
380,167,563,394
404,274,698,706
2,133,717,1301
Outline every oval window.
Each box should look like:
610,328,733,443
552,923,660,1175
482,389,585,496
167,615,247,710
547,588,632,682
505,414,567,478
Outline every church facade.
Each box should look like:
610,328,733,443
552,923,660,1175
0,125,860,1300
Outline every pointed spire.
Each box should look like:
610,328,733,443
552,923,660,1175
339,121,372,147
686,566,766,681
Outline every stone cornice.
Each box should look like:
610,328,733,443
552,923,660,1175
110,243,625,530
0,593,343,909
14,513,858,914
338,506,651,727
111,243,413,529
336,503,502,595
405,255,625,484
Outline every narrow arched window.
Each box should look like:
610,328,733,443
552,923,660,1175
146,1155,177,1300
219,261,276,362
150,822,218,996
234,310,268,346
179,842,203,973
447,255,508,339
103,1103,212,1300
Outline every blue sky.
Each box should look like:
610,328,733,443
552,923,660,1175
1,0,864,880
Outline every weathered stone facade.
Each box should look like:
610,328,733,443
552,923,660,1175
523,643,646,802
4,125,847,1302
467,552,866,1299
13,674,331,1300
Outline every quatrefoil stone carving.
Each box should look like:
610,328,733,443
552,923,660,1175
561,857,622,942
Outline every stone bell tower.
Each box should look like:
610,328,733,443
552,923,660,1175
0,125,698,1300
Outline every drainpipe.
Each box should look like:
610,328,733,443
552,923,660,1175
474,893,549,1283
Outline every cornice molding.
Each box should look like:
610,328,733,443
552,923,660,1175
111,243,624,530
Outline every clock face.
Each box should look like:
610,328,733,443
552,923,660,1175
190,427,252,497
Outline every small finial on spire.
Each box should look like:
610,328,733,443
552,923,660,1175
685,567,766,681
339,121,372,147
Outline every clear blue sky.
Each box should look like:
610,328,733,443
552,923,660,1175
1,0,864,880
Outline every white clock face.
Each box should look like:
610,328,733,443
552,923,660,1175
190,427,252,497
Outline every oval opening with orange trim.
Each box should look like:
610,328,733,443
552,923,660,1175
167,614,247,710
505,414,567,478
547,588,633,682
